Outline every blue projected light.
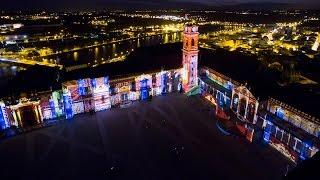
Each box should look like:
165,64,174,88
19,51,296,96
300,142,312,160
49,99,56,118
217,93,225,107
276,107,284,119
263,122,273,143
161,73,168,94
63,93,73,119
77,79,86,95
140,79,149,100
263,131,271,143
91,79,97,89
141,89,149,100
141,79,148,88
227,81,233,90
0,108,6,130
104,76,109,85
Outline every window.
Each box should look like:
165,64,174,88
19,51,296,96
295,140,302,153
282,132,289,144
275,129,283,141
191,38,195,46
271,125,276,136
289,137,296,149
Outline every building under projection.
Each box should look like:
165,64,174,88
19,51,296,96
0,24,319,164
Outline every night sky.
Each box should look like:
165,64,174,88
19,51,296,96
0,0,319,10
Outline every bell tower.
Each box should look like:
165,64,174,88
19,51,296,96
182,24,199,91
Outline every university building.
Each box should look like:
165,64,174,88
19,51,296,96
0,24,320,163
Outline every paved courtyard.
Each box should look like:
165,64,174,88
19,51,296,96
0,94,292,179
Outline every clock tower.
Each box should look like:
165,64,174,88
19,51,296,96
182,24,199,92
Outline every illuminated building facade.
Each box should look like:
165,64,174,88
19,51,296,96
39,90,64,120
182,24,199,92
199,67,258,143
231,86,259,124
137,74,152,100
261,98,320,163
0,101,9,130
1,23,319,164
199,66,320,162
91,77,111,112
199,67,259,125
63,89,73,119
110,77,136,106
0,24,200,130
62,77,112,117
7,98,43,128
199,67,235,110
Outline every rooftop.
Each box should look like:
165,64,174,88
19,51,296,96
200,47,320,119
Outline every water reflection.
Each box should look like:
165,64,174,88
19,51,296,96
73,52,79,61
46,32,182,66
0,65,19,78
94,47,99,59
112,44,116,54
137,38,140,48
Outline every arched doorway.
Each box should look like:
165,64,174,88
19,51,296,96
232,94,239,112
239,98,247,117
247,103,256,123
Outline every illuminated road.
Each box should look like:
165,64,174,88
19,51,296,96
0,94,293,179
0,57,63,69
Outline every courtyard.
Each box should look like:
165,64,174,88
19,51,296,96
0,94,292,179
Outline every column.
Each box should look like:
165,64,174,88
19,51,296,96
237,94,241,114
34,105,40,124
244,97,249,120
231,90,235,109
253,101,259,124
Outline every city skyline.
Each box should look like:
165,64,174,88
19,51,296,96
1,0,320,10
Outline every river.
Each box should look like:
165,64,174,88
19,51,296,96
46,32,182,67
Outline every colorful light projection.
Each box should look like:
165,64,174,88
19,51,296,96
263,117,319,162
73,102,85,115
152,73,162,96
91,77,111,112
204,69,234,91
7,99,43,128
135,74,152,100
160,71,171,94
77,79,91,96
263,121,272,143
63,89,73,119
275,107,284,119
140,79,149,100
182,24,199,92
0,101,9,130
52,91,64,117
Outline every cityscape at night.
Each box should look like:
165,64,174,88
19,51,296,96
0,0,320,179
